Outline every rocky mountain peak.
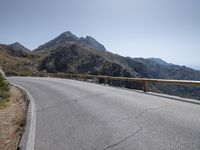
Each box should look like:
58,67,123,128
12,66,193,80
10,42,21,46
79,36,106,51
59,31,79,41
62,31,73,35
35,31,106,52
9,42,30,53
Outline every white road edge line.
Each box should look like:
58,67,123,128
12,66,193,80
11,83,36,150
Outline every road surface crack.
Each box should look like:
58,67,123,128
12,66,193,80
119,105,168,123
134,105,168,119
104,106,168,149
103,124,151,150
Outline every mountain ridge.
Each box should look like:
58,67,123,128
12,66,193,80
148,57,173,66
35,31,106,52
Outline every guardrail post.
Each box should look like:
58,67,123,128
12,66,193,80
144,81,148,93
83,76,87,81
105,78,108,85
93,77,99,84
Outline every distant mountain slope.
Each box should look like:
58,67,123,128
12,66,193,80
0,44,29,57
9,42,31,53
187,65,200,71
148,58,172,66
35,31,106,52
131,57,200,80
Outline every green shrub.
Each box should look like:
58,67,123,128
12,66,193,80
0,73,10,103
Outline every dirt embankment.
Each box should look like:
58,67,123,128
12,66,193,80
0,86,28,150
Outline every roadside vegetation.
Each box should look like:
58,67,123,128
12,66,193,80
0,72,10,105
0,71,27,150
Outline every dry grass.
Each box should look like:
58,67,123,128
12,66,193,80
0,86,27,150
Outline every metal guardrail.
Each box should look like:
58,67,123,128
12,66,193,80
65,74,200,92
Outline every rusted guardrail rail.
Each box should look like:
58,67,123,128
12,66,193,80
65,74,200,92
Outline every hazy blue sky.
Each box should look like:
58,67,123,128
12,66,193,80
0,0,200,66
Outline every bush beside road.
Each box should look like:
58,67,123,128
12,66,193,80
0,69,10,104
0,68,28,150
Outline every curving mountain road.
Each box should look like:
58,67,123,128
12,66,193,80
8,77,200,150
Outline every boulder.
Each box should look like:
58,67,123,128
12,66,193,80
0,67,5,78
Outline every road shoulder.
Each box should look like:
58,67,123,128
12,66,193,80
0,85,28,150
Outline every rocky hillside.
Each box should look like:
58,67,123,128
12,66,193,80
0,44,37,76
0,31,200,99
38,43,135,77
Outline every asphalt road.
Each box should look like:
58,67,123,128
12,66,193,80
8,77,200,150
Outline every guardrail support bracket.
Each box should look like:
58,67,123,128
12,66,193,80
144,81,148,93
